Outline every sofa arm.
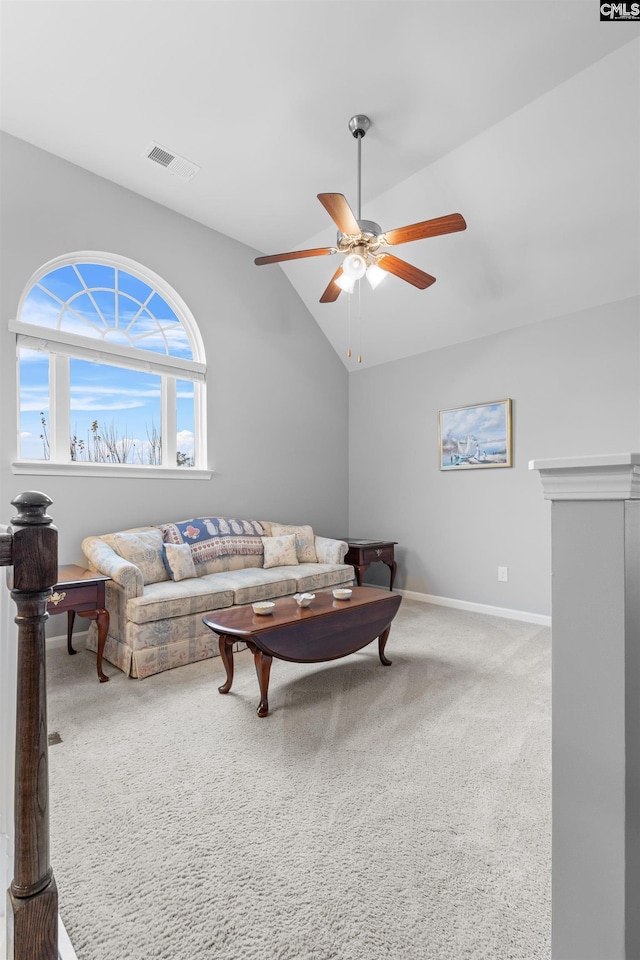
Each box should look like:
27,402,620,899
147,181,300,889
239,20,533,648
315,536,348,564
81,536,144,599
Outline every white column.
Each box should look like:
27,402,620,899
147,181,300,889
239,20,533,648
530,453,640,960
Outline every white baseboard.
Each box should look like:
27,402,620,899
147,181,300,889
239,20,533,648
58,915,79,960
397,589,551,628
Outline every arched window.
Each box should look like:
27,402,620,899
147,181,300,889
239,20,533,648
11,252,209,478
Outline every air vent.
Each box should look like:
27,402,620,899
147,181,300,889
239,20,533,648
143,142,200,182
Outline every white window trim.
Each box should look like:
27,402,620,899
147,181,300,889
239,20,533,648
13,252,209,476
11,460,213,480
11,326,206,381
16,251,207,362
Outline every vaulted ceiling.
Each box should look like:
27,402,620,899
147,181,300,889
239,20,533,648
1,1,638,367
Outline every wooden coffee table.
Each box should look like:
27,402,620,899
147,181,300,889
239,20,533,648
203,586,402,717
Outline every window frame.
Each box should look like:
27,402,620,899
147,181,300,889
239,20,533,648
10,252,211,479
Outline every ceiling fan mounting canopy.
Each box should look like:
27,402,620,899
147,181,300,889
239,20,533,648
348,114,370,139
254,115,467,303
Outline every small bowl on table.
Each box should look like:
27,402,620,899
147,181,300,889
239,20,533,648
252,601,275,616
293,592,315,607
333,588,353,601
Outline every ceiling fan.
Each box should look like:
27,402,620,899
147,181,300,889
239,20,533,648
254,115,466,303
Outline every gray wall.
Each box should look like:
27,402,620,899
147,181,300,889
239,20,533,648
348,297,640,616
2,133,639,622
0,133,349,559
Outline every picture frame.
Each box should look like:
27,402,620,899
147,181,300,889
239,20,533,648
439,399,512,470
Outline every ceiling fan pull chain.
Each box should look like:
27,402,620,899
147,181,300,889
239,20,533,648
347,289,352,358
357,279,363,364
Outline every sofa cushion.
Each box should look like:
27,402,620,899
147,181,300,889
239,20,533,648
203,567,299,605
163,542,197,582
291,563,355,592
113,530,170,585
262,534,298,569
270,523,318,563
126,578,234,625
196,554,263,577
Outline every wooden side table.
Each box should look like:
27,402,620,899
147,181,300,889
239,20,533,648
342,540,398,591
48,564,111,682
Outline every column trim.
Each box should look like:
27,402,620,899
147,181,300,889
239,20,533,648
529,452,640,500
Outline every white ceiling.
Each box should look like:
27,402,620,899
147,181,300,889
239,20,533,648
1,1,638,368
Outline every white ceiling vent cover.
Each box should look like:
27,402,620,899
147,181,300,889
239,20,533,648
143,142,200,182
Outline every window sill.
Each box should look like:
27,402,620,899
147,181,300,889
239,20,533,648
11,461,213,480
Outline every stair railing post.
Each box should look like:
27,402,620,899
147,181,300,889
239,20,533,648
4,491,58,960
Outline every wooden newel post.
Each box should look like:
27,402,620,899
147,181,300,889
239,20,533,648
6,491,59,960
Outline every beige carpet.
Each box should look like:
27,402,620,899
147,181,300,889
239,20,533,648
46,599,551,960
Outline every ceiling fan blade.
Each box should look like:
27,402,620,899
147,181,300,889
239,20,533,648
319,266,344,303
377,254,437,290
384,213,467,246
317,193,361,236
254,247,336,266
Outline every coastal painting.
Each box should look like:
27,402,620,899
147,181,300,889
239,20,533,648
439,399,512,470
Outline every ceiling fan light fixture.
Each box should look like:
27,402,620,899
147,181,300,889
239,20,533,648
254,114,466,307
342,252,367,281
335,273,356,293
366,262,387,290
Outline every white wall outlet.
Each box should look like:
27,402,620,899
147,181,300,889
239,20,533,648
498,566,509,582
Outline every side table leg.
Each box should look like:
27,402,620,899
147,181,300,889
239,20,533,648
218,635,235,694
67,610,77,655
354,564,365,586
378,625,393,666
95,610,110,682
253,648,273,718
386,560,397,591
76,609,110,682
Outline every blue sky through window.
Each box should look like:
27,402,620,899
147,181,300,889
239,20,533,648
19,352,196,464
18,260,199,464
21,263,193,359
19,348,49,459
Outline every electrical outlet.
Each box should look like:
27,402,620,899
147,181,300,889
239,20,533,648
498,566,508,582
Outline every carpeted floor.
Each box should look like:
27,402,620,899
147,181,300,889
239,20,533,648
46,599,551,960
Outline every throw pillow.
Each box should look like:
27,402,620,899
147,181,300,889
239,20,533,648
271,523,318,563
112,530,169,585
262,534,299,569
163,542,197,582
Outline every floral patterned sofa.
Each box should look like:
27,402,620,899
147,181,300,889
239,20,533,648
81,517,353,679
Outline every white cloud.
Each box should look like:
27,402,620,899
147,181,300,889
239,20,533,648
176,429,195,456
20,296,60,329
70,398,146,411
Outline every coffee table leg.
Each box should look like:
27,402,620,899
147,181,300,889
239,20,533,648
252,647,273,718
378,625,393,666
218,635,234,694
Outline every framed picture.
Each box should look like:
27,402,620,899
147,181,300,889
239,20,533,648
439,399,512,470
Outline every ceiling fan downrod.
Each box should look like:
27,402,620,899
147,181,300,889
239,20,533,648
348,115,370,221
